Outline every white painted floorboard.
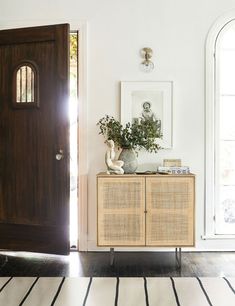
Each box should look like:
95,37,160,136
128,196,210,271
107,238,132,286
85,277,117,306
0,277,11,289
147,278,178,306
118,277,146,306
0,277,36,306
199,277,235,306
173,278,209,306
23,277,62,306
55,277,90,306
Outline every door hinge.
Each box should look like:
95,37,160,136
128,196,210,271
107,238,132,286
213,215,216,222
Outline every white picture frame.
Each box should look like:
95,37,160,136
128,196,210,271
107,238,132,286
121,81,173,148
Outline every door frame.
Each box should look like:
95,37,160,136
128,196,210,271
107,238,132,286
0,19,88,251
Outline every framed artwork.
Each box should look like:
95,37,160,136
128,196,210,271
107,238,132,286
121,81,173,148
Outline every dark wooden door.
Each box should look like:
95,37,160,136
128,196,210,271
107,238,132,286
0,24,70,255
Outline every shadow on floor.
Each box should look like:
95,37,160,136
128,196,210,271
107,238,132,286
0,251,235,277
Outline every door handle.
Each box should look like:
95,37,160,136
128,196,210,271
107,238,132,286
56,149,64,160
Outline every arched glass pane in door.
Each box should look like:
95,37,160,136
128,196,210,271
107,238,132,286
16,65,35,103
13,62,39,108
215,20,235,234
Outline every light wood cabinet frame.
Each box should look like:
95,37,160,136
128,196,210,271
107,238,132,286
97,173,195,248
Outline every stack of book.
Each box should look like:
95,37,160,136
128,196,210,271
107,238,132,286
158,166,190,174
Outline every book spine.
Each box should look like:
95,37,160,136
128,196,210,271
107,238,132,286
158,166,190,174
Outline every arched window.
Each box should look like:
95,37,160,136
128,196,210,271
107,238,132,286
206,13,235,237
16,65,35,102
13,62,39,108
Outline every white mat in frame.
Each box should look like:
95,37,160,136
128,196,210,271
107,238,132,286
0,277,235,306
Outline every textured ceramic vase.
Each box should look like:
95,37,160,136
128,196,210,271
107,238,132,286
119,148,138,174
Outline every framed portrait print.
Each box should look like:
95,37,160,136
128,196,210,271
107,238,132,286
121,81,173,148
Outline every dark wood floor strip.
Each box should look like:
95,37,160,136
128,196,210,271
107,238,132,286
50,277,65,306
143,277,149,306
19,277,39,305
170,277,181,306
0,277,13,293
1,252,235,277
82,277,92,306
196,277,213,306
114,277,119,306
223,277,235,294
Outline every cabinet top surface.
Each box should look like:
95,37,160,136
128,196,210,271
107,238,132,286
97,172,195,178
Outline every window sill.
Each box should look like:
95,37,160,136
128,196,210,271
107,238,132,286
202,235,235,240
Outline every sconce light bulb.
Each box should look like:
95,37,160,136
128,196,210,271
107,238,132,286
140,60,154,73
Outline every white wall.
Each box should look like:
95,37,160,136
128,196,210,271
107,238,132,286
1,0,235,251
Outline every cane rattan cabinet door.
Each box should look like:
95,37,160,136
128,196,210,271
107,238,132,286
97,177,145,246
146,176,195,246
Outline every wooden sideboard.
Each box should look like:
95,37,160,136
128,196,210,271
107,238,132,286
97,173,195,266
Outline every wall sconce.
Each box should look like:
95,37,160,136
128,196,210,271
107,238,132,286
140,47,154,72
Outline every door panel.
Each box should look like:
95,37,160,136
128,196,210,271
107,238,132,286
146,177,195,246
97,177,145,246
0,24,70,254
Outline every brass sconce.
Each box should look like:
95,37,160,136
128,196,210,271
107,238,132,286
140,47,154,72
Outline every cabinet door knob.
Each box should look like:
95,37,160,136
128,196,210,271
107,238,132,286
144,210,148,213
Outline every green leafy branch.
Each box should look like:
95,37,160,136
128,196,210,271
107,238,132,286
97,115,162,153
